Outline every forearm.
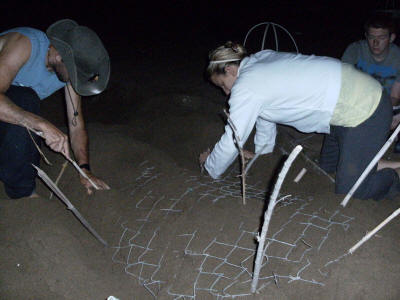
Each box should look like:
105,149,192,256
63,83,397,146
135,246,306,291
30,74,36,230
254,119,277,154
391,96,400,107
390,82,400,107
0,93,45,129
205,130,239,179
69,127,89,165
0,92,71,157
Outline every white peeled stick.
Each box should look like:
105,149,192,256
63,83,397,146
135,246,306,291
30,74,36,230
294,168,307,183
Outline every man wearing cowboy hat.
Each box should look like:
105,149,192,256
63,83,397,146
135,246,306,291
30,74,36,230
0,19,110,198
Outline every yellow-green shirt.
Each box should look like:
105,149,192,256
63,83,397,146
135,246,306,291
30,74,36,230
330,63,382,127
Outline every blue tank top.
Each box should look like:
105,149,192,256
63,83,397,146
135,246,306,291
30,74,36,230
0,27,65,100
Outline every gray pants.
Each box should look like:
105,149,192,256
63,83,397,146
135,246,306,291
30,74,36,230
320,92,400,200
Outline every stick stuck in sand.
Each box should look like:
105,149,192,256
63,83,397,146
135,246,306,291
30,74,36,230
294,168,307,183
341,123,400,207
348,208,400,254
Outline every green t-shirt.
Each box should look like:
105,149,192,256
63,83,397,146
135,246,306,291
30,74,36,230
331,63,382,127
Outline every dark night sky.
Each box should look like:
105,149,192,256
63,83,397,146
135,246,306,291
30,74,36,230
0,1,394,58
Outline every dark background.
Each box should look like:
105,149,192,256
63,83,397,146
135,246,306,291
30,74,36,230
1,1,395,59
3,0,396,126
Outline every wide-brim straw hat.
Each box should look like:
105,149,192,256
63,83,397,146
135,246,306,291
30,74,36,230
46,19,110,96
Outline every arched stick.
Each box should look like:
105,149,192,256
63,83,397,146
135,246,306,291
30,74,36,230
251,145,302,293
32,164,108,247
341,123,400,207
244,143,270,174
279,129,335,183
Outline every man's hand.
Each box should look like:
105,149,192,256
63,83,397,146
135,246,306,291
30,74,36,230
38,121,71,159
79,168,110,195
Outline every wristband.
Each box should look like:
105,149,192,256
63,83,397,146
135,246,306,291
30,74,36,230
79,163,91,171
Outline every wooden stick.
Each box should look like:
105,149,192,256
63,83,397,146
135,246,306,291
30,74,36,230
294,168,307,183
26,127,52,165
251,145,302,293
32,164,107,246
348,208,400,254
341,123,400,207
279,129,335,183
65,157,100,190
49,161,68,199
224,109,247,205
23,125,99,190
244,143,270,174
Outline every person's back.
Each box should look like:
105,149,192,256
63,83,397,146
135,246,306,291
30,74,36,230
201,41,400,201
232,50,342,134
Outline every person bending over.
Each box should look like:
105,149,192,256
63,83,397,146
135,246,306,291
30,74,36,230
0,19,110,198
199,41,400,201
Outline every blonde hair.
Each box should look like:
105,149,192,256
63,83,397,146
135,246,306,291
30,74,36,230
206,41,247,78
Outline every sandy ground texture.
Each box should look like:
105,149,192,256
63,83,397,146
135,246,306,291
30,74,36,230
1,33,400,300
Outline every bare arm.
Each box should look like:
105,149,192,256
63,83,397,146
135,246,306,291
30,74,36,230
391,81,400,106
0,32,70,157
65,84,110,194
65,84,88,165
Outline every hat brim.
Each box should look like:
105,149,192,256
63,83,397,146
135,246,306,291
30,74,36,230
47,19,110,96
47,37,79,92
75,56,110,96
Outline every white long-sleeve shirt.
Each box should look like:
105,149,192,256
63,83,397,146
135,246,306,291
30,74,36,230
205,50,342,179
